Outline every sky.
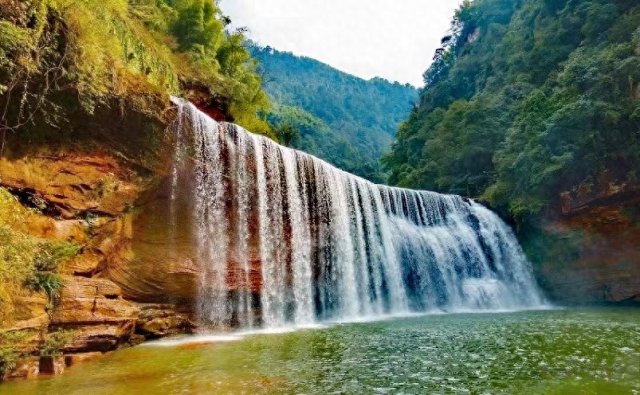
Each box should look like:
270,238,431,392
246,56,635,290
219,0,463,87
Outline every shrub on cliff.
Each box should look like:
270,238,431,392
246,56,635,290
0,188,79,325
0,0,274,151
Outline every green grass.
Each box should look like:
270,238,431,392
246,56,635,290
40,329,73,357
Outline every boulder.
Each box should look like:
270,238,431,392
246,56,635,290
2,356,40,380
135,304,196,338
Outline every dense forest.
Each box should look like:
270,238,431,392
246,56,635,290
250,45,417,182
384,0,640,220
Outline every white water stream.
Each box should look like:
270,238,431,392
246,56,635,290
170,98,546,329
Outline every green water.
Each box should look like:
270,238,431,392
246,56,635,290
2,309,639,394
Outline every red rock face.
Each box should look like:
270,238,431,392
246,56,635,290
536,181,640,304
0,154,141,219
0,150,199,380
111,162,265,304
183,87,231,123
194,103,228,123
0,149,263,311
0,103,298,336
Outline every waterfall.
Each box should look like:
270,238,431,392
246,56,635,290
169,98,546,328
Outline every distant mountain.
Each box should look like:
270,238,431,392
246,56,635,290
249,45,418,182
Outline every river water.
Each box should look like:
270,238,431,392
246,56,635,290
2,308,639,394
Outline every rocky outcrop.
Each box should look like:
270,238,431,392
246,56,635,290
0,154,141,219
10,295,49,331
104,159,263,305
183,83,232,123
528,179,640,305
559,177,640,217
135,304,196,338
51,276,139,353
0,149,199,380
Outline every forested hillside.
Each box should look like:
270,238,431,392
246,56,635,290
384,0,640,303
384,0,640,218
250,45,418,182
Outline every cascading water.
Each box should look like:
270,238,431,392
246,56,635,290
169,97,546,329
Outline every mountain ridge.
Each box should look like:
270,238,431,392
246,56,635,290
250,44,418,182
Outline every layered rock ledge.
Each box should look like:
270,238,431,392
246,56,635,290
0,151,199,380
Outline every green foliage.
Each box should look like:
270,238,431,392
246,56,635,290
268,105,383,181
251,45,418,182
40,329,73,356
385,0,640,220
0,188,38,324
0,0,272,142
0,188,79,322
166,0,223,53
27,241,78,307
0,346,18,377
25,272,63,308
35,241,81,273
274,122,299,147
0,329,32,377
157,0,272,134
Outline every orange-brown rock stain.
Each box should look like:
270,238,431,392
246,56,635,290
0,150,197,380
536,180,640,304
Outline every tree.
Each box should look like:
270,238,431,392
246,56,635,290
275,123,299,147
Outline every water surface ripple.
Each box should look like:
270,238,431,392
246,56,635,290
2,309,639,394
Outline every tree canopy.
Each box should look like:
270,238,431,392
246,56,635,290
0,0,274,141
384,0,640,219
251,45,418,182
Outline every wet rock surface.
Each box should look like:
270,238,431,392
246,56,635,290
531,181,640,305
135,304,196,339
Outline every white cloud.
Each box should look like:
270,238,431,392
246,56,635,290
219,0,462,87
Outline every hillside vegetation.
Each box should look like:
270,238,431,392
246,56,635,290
383,0,640,303
384,0,640,218
0,0,274,149
251,45,417,182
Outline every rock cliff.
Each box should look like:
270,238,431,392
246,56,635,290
0,124,201,380
525,178,640,305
